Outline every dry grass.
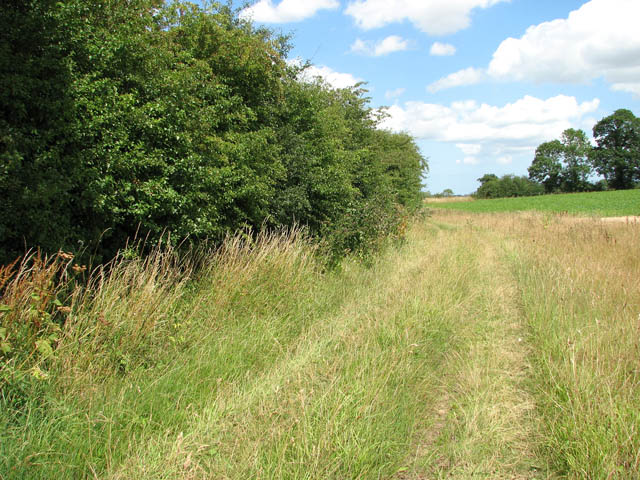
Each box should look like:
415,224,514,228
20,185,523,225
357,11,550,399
424,196,474,204
3,211,638,479
432,209,640,478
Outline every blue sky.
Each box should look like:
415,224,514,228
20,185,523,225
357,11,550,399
236,0,640,194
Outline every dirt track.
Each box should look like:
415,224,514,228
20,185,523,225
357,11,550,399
599,216,640,223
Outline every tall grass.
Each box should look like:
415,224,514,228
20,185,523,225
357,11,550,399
510,216,640,478
0,228,321,478
437,210,640,478
3,212,491,479
6,209,637,478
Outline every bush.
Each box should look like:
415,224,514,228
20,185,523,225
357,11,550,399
0,1,427,265
475,174,543,199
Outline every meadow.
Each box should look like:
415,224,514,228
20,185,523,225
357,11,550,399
430,189,640,216
2,207,639,478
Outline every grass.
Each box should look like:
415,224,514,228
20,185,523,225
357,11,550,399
432,210,640,478
2,209,639,478
504,214,640,478
1,225,461,479
430,189,640,216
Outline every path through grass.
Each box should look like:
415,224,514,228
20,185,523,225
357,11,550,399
3,210,639,478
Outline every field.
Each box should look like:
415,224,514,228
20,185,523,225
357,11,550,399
2,206,640,478
429,189,640,216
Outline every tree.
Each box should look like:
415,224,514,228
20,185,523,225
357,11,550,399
528,141,563,193
529,128,595,193
560,128,592,192
590,109,640,189
475,174,543,199
477,174,498,186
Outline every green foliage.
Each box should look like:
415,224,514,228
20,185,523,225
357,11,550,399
475,174,543,199
0,0,81,262
528,140,565,193
590,109,640,190
560,128,592,192
528,129,593,193
0,0,427,265
0,252,77,410
528,113,640,195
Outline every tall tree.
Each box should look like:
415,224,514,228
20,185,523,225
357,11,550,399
528,140,564,193
477,173,498,186
529,128,594,193
560,128,592,192
591,109,640,190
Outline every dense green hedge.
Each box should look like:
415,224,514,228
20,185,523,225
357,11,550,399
0,0,426,264
474,174,543,199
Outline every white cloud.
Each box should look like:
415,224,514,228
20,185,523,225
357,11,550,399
375,36,410,56
385,88,406,100
240,0,338,23
305,65,362,89
497,155,513,165
350,36,410,56
288,59,362,89
380,94,600,157
430,0,640,95
456,157,480,165
430,42,457,56
456,143,482,155
428,67,485,93
345,0,509,35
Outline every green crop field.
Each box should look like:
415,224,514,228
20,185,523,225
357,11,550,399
431,189,640,216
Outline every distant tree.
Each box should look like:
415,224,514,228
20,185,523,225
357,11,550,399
529,128,593,193
560,128,592,192
477,173,498,186
528,141,564,193
590,109,640,189
475,174,543,199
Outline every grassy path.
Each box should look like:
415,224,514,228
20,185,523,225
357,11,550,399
6,211,640,478
400,224,547,479
174,218,551,479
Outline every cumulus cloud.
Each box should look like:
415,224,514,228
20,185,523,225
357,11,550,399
429,0,640,95
430,42,457,56
240,0,338,23
385,88,406,100
345,0,508,35
304,65,362,89
428,67,485,93
456,143,482,155
288,59,362,89
380,94,600,157
350,36,410,56
456,157,480,166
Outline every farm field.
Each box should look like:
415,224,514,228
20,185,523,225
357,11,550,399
430,189,640,217
2,209,640,478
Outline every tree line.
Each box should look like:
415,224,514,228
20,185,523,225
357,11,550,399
0,0,427,265
474,109,640,198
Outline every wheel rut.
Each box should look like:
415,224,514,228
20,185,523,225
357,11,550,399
399,225,551,479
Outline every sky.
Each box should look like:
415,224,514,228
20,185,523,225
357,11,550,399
235,0,640,194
